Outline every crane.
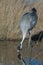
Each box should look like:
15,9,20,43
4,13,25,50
17,8,38,52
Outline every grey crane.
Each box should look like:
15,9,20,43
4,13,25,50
17,8,38,52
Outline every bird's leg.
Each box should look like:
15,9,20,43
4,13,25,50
19,38,24,50
28,31,33,65
17,35,25,52
28,31,32,48
20,35,26,49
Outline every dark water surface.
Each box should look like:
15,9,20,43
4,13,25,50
0,40,43,65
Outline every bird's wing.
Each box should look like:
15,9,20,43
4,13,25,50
30,15,38,28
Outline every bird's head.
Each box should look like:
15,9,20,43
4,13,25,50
31,8,37,13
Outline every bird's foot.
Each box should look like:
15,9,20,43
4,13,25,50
17,44,22,52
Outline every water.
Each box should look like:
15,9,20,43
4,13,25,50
0,40,43,65
0,58,43,65
24,57,43,65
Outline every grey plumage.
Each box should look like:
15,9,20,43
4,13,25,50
20,10,38,36
17,8,38,52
